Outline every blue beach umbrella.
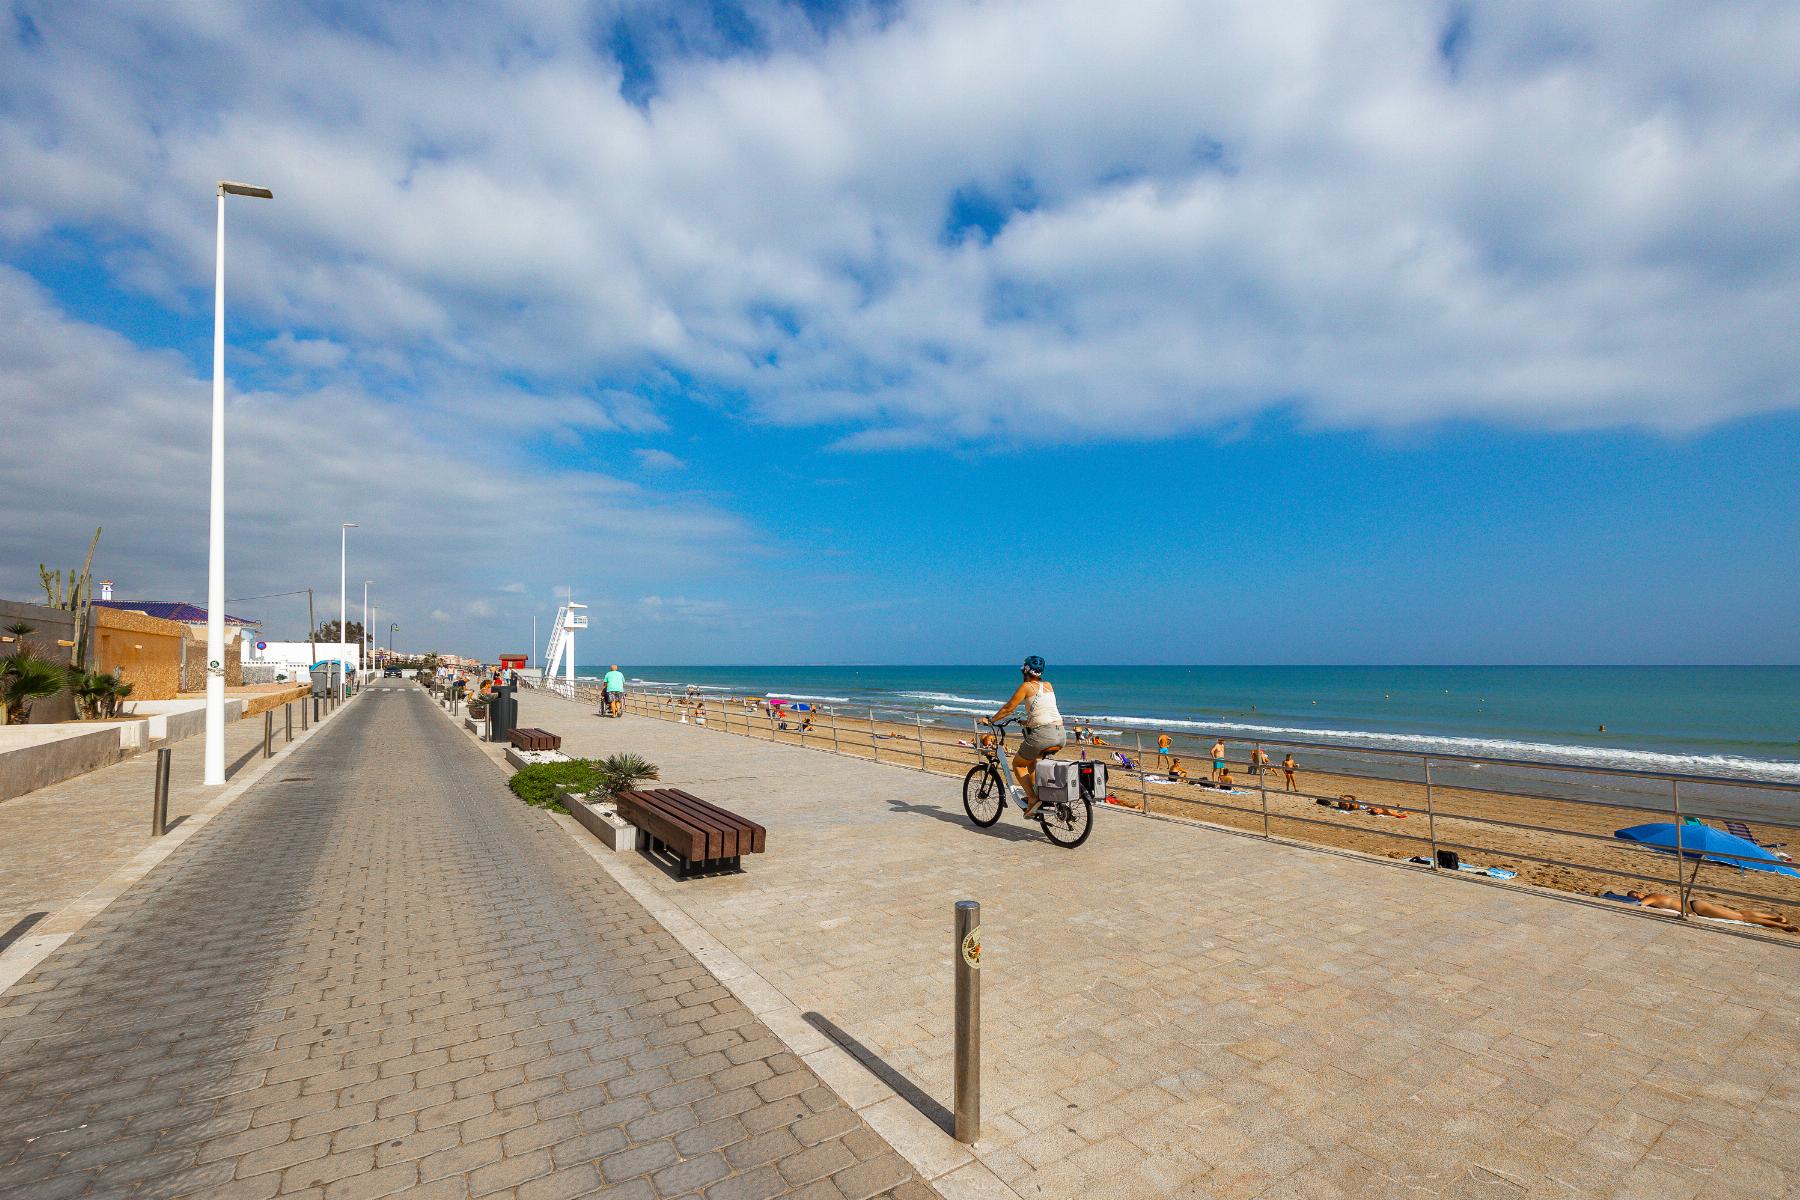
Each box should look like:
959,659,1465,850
1613,822,1800,877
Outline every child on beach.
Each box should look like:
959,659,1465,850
1250,746,1270,776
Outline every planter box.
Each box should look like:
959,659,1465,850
565,795,638,853
464,717,487,737
504,746,570,771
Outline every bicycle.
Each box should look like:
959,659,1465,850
961,718,1094,848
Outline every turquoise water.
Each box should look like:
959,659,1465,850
578,664,1800,783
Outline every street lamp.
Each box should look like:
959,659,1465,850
389,622,398,656
362,580,373,676
205,179,273,787
339,522,356,688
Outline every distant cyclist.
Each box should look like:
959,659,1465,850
981,656,1065,818
603,664,626,716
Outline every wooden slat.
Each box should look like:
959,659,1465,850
667,788,765,854
648,789,742,858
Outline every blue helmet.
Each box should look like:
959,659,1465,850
1022,655,1045,676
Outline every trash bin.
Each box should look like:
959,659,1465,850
489,684,517,743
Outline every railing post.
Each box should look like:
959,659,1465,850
1133,732,1149,814
830,713,840,754
916,716,928,770
263,710,273,758
1424,756,1439,868
953,900,981,1144
1671,779,1689,916
151,747,171,837
869,709,879,760
1256,741,1270,837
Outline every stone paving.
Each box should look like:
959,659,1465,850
519,687,1800,1200
0,699,313,945
0,681,932,1200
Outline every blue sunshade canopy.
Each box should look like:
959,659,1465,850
1614,822,1799,877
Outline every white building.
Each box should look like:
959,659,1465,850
246,640,362,682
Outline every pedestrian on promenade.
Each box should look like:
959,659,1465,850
1210,738,1227,781
604,665,626,716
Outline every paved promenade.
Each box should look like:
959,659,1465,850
519,688,1800,1200
0,702,291,945
0,681,929,1200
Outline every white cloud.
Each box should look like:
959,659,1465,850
1,0,1797,450
497,581,526,593
0,267,750,653
634,448,686,471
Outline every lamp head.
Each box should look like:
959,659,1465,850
218,181,274,199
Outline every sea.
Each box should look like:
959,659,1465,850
571,665,1800,815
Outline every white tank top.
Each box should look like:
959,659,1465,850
1024,682,1062,729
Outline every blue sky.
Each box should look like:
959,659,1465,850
2,1,1798,663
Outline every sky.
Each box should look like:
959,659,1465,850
2,0,1797,665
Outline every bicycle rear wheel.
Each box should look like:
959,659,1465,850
1039,794,1093,848
963,765,1003,827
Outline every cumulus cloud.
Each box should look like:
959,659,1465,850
0,267,749,651
2,0,1797,454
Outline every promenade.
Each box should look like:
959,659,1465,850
517,687,1800,1200
0,681,929,1200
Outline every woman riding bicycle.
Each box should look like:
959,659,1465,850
983,656,1065,817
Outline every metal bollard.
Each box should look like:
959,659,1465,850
285,702,293,743
263,710,273,757
954,900,981,1143
151,748,171,836
302,697,310,730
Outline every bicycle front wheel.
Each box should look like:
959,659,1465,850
1039,795,1093,848
963,765,1003,827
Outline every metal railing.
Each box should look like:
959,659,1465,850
527,678,1800,943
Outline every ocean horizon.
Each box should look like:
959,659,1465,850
568,663,1800,784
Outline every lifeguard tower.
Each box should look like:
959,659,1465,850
541,601,588,689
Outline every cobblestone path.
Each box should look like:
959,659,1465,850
0,681,931,1200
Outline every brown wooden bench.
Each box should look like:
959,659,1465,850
508,727,562,752
614,788,766,876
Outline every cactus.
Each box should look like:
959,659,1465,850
37,528,101,666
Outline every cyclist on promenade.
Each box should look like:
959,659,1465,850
981,656,1065,818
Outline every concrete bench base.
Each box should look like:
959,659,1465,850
564,795,638,853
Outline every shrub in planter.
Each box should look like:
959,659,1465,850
508,759,603,812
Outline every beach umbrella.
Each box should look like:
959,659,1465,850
1613,822,1800,878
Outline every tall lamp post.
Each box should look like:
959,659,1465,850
205,180,273,787
362,580,373,676
339,522,357,689
388,623,398,657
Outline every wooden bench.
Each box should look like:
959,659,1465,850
508,727,562,752
614,788,766,876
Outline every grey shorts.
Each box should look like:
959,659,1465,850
1018,724,1066,758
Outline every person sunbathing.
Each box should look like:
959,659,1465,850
1168,757,1189,782
1363,804,1408,818
1217,769,1236,787
1625,891,1797,932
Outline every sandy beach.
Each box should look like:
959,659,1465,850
601,687,1800,930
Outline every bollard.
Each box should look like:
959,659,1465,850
302,697,310,730
151,747,171,836
285,702,293,743
263,710,273,757
954,899,981,1143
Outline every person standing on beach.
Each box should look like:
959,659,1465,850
982,656,1066,819
1250,746,1270,777
1210,739,1227,781
1282,754,1297,791
1157,733,1172,763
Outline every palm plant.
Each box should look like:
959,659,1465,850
3,654,67,725
65,668,111,719
593,753,660,801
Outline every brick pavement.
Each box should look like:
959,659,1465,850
0,697,315,942
0,681,932,1200
517,687,1800,1200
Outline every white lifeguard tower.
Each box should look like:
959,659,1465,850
542,601,588,689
